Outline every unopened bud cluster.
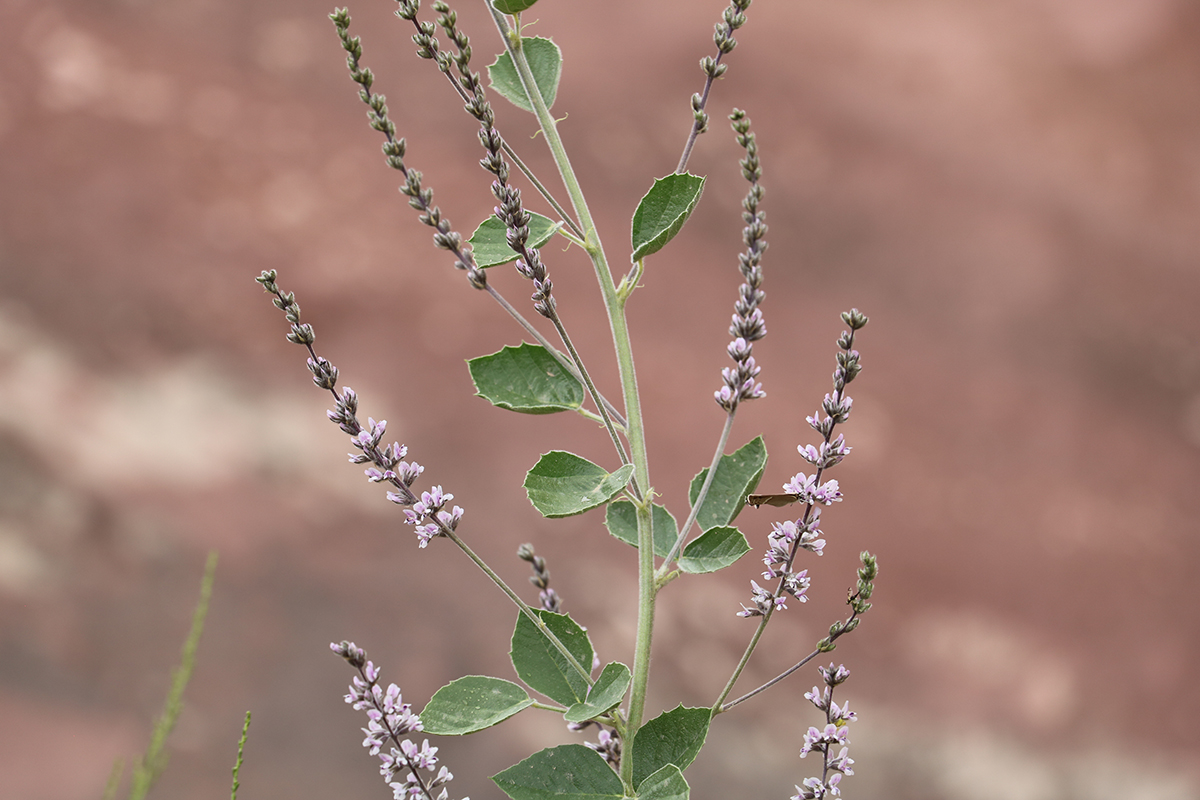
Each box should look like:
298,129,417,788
332,8,487,290
716,110,768,412
517,544,561,612
258,271,463,550
692,0,753,133
816,552,877,652
400,1,556,318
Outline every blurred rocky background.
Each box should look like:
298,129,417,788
1,0,1198,798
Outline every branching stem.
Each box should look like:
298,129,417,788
657,412,735,573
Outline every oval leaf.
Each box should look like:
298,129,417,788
604,501,677,558
492,744,624,800
638,765,689,800
525,452,635,518
469,343,584,415
630,173,705,261
468,212,560,269
565,661,630,724
420,676,533,735
630,705,711,788
487,37,562,113
511,610,595,707
687,436,767,531
677,526,751,574
492,0,539,13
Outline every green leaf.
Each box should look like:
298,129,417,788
525,452,635,518
687,436,768,531
677,526,751,574
492,0,540,13
420,676,533,735
488,37,562,113
564,662,630,724
469,344,584,415
630,705,711,788
603,501,677,558
511,610,595,707
630,174,706,261
492,744,624,800
468,213,560,269
637,766,689,800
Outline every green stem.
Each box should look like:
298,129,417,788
721,645,818,713
502,139,585,240
529,700,569,713
712,609,771,713
102,758,124,800
401,13,585,241
657,412,735,574
129,551,217,800
487,7,656,790
444,528,593,688
229,711,251,800
547,310,636,493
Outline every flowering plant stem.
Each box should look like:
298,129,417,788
262,3,883,799
489,7,657,786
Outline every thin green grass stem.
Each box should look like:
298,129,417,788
127,551,217,800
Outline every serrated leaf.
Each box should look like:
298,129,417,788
511,610,595,707
687,436,767,531
492,744,624,800
420,676,532,735
630,174,706,261
468,213,560,269
637,765,689,800
630,705,711,788
603,501,677,558
677,526,751,574
565,662,630,724
469,344,584,415
488,37,562,113
525,452,635,518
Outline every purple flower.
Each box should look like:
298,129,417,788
818,663,851,686
783,473,843,506
796,663,857,799
829,747,854,775
331,641,465,800
738,579,788,617
582,725,622,765
797,435,852,469
714,111,768,413
806,411,834,438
